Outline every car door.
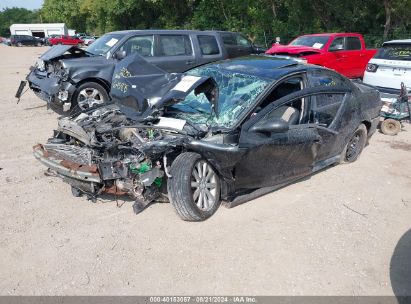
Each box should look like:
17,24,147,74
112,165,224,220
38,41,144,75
116,34,155,59
234,86,349,190
22,35,30,45
343,36,364,78
195,34,224,66
327,36,349,75
151,34,196,72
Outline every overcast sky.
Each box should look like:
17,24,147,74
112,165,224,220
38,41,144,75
0,0,44,10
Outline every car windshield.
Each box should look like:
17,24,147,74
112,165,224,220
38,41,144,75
375,44,411,61
169,65,271,129
85,33,123,56
289,35,330,49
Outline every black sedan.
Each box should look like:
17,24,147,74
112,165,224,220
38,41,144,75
33,55,382,221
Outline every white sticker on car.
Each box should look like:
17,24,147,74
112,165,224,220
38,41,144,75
155,117,186,131
171,76,202,92
312,43,323,49
105,38,118,47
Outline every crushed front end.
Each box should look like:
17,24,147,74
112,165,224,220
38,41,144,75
24,46,89,109
33,105,187,212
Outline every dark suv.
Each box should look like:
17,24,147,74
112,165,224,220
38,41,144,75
24,30,265,111
10,35,43,47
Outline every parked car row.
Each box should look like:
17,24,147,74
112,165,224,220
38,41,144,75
17,29,383,221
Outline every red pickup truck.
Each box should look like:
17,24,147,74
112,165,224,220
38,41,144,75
48,35,84,47
266,33,377,78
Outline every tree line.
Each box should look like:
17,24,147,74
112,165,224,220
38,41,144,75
1,0,410,47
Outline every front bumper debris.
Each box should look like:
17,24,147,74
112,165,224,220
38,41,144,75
26,68,75,104
33,144,101,183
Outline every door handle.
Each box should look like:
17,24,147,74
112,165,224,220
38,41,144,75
185,60,194,64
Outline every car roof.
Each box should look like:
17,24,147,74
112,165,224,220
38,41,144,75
107,29,242,36
383,39,411,45
201,55,305,80
298,33,361,37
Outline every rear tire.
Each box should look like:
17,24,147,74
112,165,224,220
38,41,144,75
167,152,221,221
381,118,401,136
341,124,367,163
17,42,22,47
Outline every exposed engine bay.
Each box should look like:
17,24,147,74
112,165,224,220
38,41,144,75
37,104,200,212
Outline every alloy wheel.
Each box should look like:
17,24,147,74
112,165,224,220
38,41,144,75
77,88,105,110
191,160,218,211
346,133,361,161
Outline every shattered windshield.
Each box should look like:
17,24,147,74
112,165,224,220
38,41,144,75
169,66,271,128
85,33,123,56
289,35,330,49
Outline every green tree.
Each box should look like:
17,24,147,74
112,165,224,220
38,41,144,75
0,7,40,36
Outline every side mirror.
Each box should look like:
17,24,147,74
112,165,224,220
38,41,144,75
114,50,126,60
249,117,289,134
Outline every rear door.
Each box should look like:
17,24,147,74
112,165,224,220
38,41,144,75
195,34,224,66
235,85,350,190
343,36,364,78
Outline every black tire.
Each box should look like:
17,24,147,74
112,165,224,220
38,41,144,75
381,118,401,136
167,152,221,221
340,124,367,163
72,82,109,111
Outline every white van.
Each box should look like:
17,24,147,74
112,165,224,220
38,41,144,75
363,39,411,95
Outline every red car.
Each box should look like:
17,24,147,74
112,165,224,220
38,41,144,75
266,33,377,79
48,35,84,46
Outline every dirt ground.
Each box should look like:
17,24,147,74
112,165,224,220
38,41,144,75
0,44,411,296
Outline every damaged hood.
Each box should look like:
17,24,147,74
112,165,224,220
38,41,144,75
265,45,323,56
40,45,89,61
110,53,218,122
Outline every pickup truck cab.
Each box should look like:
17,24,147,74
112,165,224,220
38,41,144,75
25,29,264,111
266,33,377,79
48,35,84,46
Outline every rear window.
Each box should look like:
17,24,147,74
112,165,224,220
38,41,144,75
375,44,411,61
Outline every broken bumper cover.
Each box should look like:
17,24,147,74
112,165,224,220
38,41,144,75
26,69,75,104
33,144,101,183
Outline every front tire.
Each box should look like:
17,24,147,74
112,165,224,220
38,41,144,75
381,118,401,136
341,124,367,163
73,82,109,111
168,152,221,221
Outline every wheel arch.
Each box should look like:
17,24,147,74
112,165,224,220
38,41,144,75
75,78,111,94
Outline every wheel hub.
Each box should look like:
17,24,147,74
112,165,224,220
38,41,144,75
77,88,104,110
191,160,217,211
